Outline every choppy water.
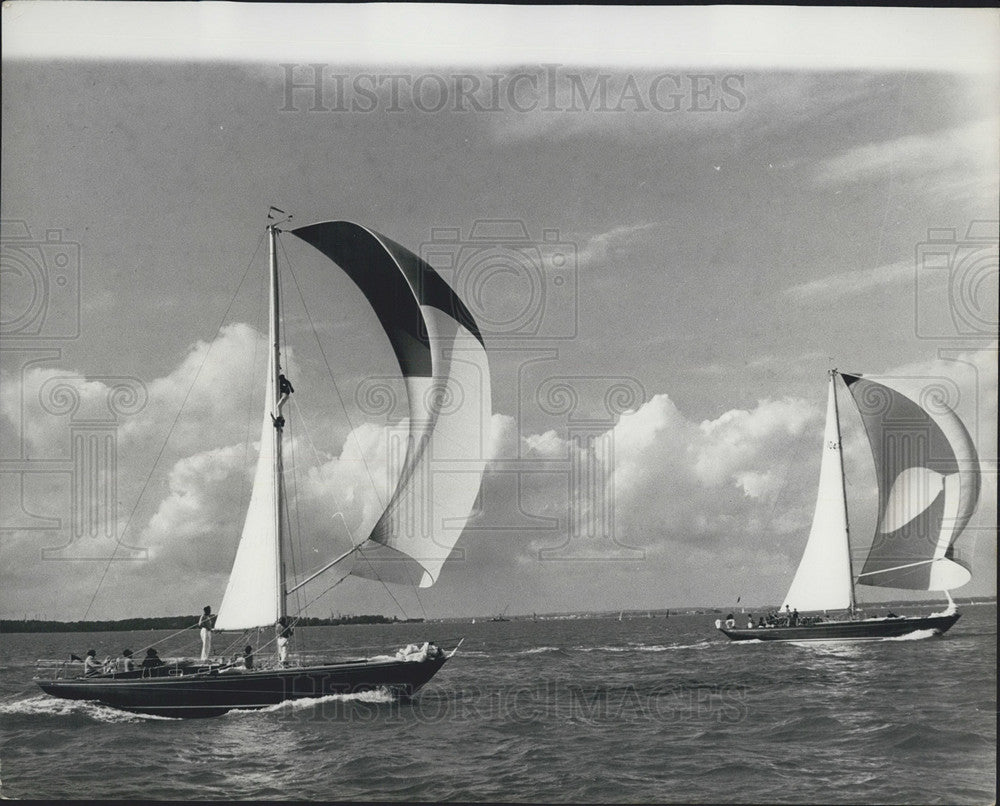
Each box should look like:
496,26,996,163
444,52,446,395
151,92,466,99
1,606,995,803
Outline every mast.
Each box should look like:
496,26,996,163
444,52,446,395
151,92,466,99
268,223,286,621
831,370,857,615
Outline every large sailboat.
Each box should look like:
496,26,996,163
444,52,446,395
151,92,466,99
717,370,980,643
36,215,491,715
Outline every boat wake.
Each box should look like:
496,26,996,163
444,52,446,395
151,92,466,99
0,694,174,722
234,687,398,715
885,629,938,642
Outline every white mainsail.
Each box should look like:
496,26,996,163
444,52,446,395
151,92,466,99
215,377,282,630
216,225,283,630
782,373,854,613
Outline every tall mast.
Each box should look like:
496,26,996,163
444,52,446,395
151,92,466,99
830,370,857,615
268,224,286,621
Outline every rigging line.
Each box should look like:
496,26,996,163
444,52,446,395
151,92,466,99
277,236,387,513
285,416,306,617
276,239,419,623
82,230,267,621
293,565,352,614
275,233,306,619
355,546,411,620
278,237,419,622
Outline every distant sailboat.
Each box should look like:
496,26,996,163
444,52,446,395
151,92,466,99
717,370,980,642
36,216,491,715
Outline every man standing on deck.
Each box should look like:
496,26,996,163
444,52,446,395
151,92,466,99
199,605,215,660
276,617,294,664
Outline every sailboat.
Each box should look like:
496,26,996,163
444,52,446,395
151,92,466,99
717,370,980,642
35,216,491,716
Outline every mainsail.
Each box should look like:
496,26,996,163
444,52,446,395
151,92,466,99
291,222,491,588
216,226,284,631
217,221,491,630
843,374,979,591
782,373,854,612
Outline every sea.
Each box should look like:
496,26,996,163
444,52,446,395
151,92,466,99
1,605,995,803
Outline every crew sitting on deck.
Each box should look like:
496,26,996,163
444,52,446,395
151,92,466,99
119,648,135,673
724,613,736,629
142,648,165,672
83,649,102,676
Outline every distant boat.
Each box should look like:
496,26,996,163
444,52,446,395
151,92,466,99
717,370,979,643
36,215,491,715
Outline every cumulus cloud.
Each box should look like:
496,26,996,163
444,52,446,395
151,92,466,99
3,324,994,619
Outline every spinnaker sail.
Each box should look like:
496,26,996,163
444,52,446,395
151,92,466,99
843,373,979,591
291,222,491,588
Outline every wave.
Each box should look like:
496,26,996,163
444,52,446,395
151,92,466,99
0,694,174,722
576,641,713,653
519,646,563,655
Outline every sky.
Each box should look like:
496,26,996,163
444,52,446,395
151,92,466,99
1,4,997,621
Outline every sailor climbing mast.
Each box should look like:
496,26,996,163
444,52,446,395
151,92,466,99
267,222,286,622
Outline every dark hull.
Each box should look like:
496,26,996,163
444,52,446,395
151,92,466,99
36,656,448,718
718,612,961,642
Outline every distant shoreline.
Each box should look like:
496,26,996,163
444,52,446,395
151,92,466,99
3,598,993,632
0,614,424,634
